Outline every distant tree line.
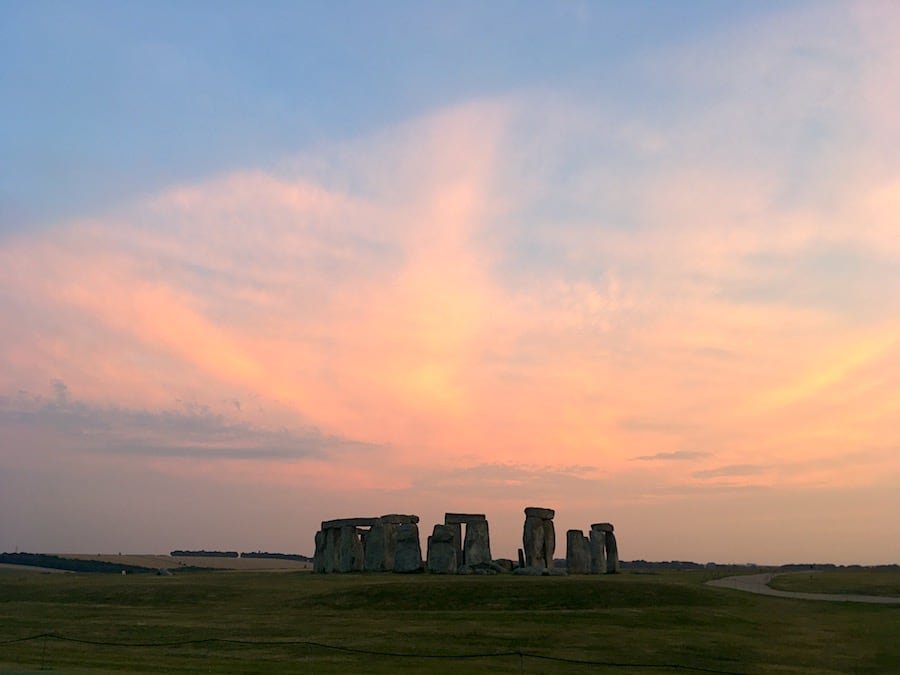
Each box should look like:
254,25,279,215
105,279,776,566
240,551,312,562
170,550,239,558
0,552,154,574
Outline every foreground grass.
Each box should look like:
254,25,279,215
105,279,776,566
768,570,900,597
0,570,898,673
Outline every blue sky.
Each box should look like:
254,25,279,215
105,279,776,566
2,1,809,230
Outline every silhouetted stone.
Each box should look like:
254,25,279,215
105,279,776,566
364,523,387,571
566,529,591,574
590,529,607,574
591,522,614,533
337,526,364,572
322,517,381,530
313,530,326,573
523,507,556,569
393,522,423,573
463,518,492,566
426,524,457,573
517,548,525,568
605,531,619,573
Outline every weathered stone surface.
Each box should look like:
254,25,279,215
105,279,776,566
590,529,607,574
591,522,614,533
445,522,463,571
566,529,591,574
378,522,397,571
523,515,546,568
524,507,555,520
323,527,341,573
444,513,486,525
337,526,364,572
393,523,423,573
493,558,515,573
321,517,381,530
380,514,419,524
463,518,492,566
426,524,457,573
605,531,619,574
364,523,387,571
544,519,556,564
313,530,326,573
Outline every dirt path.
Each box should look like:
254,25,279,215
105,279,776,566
707,572,900,604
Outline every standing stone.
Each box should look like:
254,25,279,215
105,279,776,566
517,548,525,568
589,528,607,574
523,515,546,568
605,531,619,573
463,519,492,566
566,529,591,574
364,523,387,571
313,530,326,573
393,522,423,573
426,524,457,573
324,527,341,573
523,507,556,569
543,519,556,565
337,526,364,572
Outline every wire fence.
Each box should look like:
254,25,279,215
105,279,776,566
1,632,745,673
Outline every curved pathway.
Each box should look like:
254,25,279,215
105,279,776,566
707,572,900,604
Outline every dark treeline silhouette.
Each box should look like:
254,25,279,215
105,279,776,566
170,550,239,558
0,552,154,574
240,551,312,562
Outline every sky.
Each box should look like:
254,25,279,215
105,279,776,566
1,1,899,565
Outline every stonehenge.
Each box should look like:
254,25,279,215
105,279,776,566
313,507,621,576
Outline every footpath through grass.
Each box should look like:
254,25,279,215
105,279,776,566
1,569,898,673
768,569,900,597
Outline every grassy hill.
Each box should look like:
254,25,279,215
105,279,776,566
1,569,897,673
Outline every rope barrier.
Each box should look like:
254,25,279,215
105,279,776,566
0,632,745,673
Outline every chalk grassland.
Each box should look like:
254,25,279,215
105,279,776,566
1,571,898,674
58,554,312,571
768,569,900,597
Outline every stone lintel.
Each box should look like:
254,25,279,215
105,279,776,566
444,512,487,524
591,522,614,532
321,517,381,530
380,514,420,524
524,507,555,519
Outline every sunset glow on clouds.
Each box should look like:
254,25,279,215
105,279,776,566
2,1,899,563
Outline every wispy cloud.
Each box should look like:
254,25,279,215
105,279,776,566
634,451,710,462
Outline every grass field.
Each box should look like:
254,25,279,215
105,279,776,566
768,569,900,597
1,569,898,674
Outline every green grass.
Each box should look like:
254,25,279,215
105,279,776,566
0,570,898,673
768,570,900,597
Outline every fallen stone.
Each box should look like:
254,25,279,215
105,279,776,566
493,558,515,573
